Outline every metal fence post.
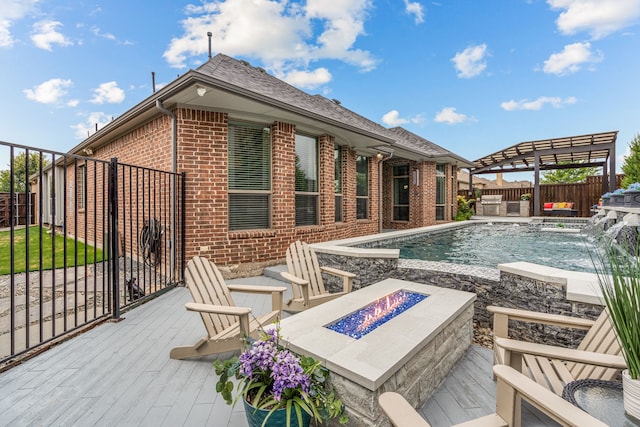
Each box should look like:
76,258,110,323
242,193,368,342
181,172,186,283
108,158,120,320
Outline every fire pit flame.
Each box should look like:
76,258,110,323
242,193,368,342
358,292,407,332
325,289,428,339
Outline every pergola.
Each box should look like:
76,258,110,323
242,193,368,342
469,131,618,215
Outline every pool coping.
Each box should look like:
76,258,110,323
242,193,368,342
311,218,604,307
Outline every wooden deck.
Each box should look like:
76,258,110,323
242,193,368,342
0,275,557,426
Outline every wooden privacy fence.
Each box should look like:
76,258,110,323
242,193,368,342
0,193,35,227
458,175,624,218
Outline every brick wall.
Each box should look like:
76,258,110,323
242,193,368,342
62,106,454,270
381,160,453,229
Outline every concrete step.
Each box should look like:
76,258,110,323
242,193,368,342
263,264,287,282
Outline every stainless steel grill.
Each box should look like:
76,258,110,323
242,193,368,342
481,195,502,216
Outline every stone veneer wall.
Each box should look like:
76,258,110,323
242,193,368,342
327,303,474,427
316,253,604,349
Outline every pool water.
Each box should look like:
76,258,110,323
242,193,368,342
377,223,599,273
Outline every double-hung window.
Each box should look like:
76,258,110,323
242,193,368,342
436,164,446,220
334,145,343,222
228,123,271,230
77,163,86,210
295,134,318,226
356,155,369,219
393,164,409,221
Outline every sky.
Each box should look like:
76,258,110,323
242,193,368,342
1,0,639,181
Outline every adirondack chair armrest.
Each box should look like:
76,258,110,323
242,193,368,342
492,365,608,427
495,337,627,369
280,271,309,287
488,305,595,339
320,266,355,293
227,284,287,294
320,266,356,278
378,392,431,427
185,302,251,317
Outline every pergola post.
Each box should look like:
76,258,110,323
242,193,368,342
602,162,609,195
534,153,541,216
609,147,616,192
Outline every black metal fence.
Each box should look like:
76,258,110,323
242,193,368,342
0,140,185,366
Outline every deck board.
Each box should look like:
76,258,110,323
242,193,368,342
0,275,559,427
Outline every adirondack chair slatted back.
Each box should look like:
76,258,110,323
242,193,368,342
185,256,237,337
571,309,621,380
286,241,326,298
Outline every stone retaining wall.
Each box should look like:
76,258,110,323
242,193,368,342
316,252,604,349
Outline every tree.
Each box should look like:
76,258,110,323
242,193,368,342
622,133,640,188
540,160,600,184
0,152,49,193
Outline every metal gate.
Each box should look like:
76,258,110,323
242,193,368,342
0,141,185,367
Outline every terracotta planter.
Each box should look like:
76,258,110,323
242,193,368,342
243,398,311,427
623,370,640,421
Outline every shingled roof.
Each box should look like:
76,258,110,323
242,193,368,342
195,55,473,165
386,127,474,165
72,53,471,166
197,54,393,143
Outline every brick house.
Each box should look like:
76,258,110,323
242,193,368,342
45,54,472,270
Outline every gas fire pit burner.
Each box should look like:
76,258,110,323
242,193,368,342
325,289,427,339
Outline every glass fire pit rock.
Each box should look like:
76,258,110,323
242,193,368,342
325,289,427,339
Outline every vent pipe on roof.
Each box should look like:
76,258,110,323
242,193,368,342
207,32,212,59
152,71,156,93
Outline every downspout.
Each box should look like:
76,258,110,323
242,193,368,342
156,100,177,282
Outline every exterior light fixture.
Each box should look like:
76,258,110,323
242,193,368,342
412,169,420,186
196,85,207,97
376,152,384,161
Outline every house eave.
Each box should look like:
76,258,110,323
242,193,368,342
69,71,395,156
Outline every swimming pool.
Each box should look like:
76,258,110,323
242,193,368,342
374,222,599,273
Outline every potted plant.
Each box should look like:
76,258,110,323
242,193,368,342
593,242,640,421
520,193,531,201
214,326,348,427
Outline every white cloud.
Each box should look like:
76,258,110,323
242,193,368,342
91,26,116,41
282,67,332,89
0,0,39,47
404,0,425,24
500,96,577,111
163,0,377,75
381,110,424,127
548,0,640,39
23,78,73,104
451,43,487,78
434,107,471,124
31,20,73,51
90,82,125,104
72,112,113,139
542,42,602,75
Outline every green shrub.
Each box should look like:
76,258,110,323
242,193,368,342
455,195,474,221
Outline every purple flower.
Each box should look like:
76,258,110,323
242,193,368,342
270,350,309,401
237,327,310,401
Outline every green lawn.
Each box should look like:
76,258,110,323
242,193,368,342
0,226,104,275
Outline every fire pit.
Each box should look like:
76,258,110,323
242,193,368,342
279,278,476,426
326,289,428,339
